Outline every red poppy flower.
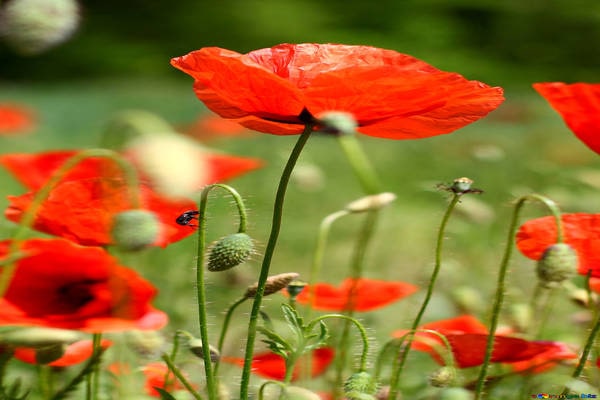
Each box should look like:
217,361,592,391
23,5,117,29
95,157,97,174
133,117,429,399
533,82,600,154
141,362,191,397
13,339,112,367
221,347,335,381
290,278,418,312
0,150,260,247
0,104,35,135
516,213,600,277
392,315,576,369
183,113,255,141
0,238,167,332
171,43,504,139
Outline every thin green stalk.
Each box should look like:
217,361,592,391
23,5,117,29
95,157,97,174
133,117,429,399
561,312,600,395
213,297,247,377
0,149,141,297
337,135,382,194
239,125,313,400
161,354,204,400
474,194,563,400
388,193,461,399
194,183,247,400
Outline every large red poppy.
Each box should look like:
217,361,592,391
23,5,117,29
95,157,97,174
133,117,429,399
0,238,167,332
0,150,260,247
0,104,35,135
221,347,335,381
392,315,576,369
516,213,600,277
171,43,504,139
13,339,112,367
289,278,418,312
533,82,600,154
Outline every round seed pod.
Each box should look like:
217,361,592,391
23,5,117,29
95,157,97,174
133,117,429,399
207,233,254,272
537,243,578,284
110,209,160,251
344,371,378,400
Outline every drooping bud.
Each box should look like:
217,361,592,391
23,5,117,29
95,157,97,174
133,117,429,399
244,272,300,299
344,371,378,400
207,233,254,272
345,192,397,213
317,111,358,136
187,338,220,363
110,209,160,251
0,0,80,55
536,243,578,284
34,343,67,364
428,366,455,388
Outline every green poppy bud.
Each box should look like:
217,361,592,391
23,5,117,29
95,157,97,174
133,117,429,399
35,343,67,364
344,371,378,400
317,111,358,136
187,338,220,363
537,243,578,284
0,0,80,55
110,210,160,251
428,366,455,388
286,280,308,299
207,233,254,272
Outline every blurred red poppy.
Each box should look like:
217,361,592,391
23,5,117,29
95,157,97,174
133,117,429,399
182,113,255,141
0,150,260,247
0,238,167,332
290,278,418,312
142,362,190,397
171,43,504,138
516,213,600,277
533,82,600,154
13,339,112,367
392,315,576,369
0,104,35,135
221,347,334,381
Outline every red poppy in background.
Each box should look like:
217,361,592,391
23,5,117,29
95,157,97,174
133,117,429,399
221,347,335,381
516,213,600,277
182,113,255,141
533,82,600,154
0,238,167,332
392,315,576,369
141,362,190,397
0,104,35,135
290,278,418,312
171,43,504,138
14,339,112,367
0,150,260,247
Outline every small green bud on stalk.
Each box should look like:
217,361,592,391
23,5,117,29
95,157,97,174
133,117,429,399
187,338,220,363
286,280,308,299
537,243,578,284
344,371,378,400
110,210,160,251
428,366,455,388
244,272,300,299
207,232,254,272
35,343,67,364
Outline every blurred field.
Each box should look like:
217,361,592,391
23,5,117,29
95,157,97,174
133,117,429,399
2,78,600,396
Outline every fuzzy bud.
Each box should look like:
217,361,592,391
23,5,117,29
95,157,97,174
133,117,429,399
207,233,254,272
344,371,378,400
187,338,220,363
110,209,160,251
317,111,358,136
428,366,455,388
244,272,300,299
537,243,578,284
345,192,397,213
0,0,80,55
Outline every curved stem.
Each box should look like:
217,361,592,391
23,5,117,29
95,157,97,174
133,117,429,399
239,125,313,400
388,193,461,398
0,149,141,297
161,353,204,400
474,193,563,400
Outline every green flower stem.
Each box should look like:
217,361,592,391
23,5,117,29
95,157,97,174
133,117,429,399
388,193,461,399
337,135,382,195
162,331,184,390
161,353,204,400
213,297,247,377
0,149,142,298
474,194,563,400
563,312,600,394
239,125,313,400
89,333,103,400
195,183,248,400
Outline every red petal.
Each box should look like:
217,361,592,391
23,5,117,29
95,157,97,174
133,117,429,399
14,339,112,367
0,104,35,134
534,82,600,154
205,153,263,183
508,341,577,373
516,213,600,277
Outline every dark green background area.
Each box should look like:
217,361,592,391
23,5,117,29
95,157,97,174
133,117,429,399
1,0,599,85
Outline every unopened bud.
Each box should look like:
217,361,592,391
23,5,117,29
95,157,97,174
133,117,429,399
344,371,378,400
286,280,308,299
187,339,220,363
0,327,80,348
35,343,67,364
537,243,578,284
428,366,455,388
451,177,474,194
245,272,300,299
345,193,397,213
207,233,254,272
110,209,160,251
317,111,358,136
509,303,532,333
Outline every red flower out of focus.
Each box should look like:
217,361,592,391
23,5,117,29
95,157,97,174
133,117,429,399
0,104,35,135
516,213,600,277
0,238,167,332
142,362,190,397
392,315,576,370
14,339,112,367
183,113,255,141
289,278,418,312
533,82,600,154
0,150,261,247
221,347,335,381
171,43,504,138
